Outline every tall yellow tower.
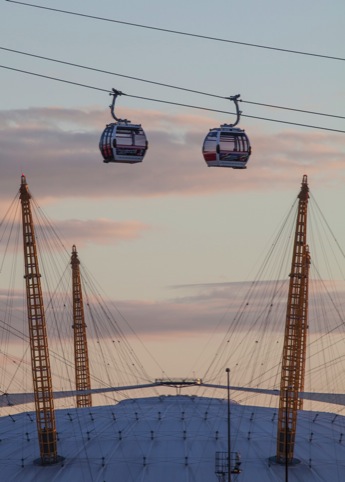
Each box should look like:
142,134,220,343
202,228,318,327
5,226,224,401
276,174,310,464
19,175,61,464
71,244,92,407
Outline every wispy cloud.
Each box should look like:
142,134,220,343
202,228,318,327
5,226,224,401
2,279,344,342
0,216,151,253
51,218,150,247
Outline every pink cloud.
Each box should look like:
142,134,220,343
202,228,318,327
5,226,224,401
0,217,151,254
1,107,344,201
55,218,150,247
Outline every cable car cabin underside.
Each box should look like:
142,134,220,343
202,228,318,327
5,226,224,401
99,123,148,164
202,126,251,169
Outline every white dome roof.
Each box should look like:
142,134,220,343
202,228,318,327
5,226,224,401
1,394,345,481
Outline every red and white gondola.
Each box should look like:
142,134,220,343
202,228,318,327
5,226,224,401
99,89,148,164
202,95,251,169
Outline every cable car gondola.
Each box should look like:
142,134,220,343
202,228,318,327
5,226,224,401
99,89,148,164
202,94,251,169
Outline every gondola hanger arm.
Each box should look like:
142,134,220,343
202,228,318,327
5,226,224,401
109,88,130,123
225,94,242,127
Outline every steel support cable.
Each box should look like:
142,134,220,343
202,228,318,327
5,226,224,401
1,219,20,358
81,280,148,394
23,203,79,393
307,278,339,401
290,205,344,398
306,197,345,345
203,201,298,382
5,0,345,62
81,291,126,390
310,193,345,262
30,197,76,351
1,226,21,392
79,261,181,380
309,272,345,340
42,268,76,388
85,301,115,394
29,197,91,385
0,211,107,392
189,282,287,386
308,215,339,333
31,196,70,258
4,345,30,395
28,202,101,389
204,303,286,383
0,198,21,390
189,279,276,380
0,308,132,395
1,46,344,121
80,270,153,383
68,247,161,390
3,212,21,361
42,247,146,394
206,202,296,373
0,196,155,394
0,193,20,273
23,200,81,378
0,312,109,389
1,64,345,134
91,312,136,392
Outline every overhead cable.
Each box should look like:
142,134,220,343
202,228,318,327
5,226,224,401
1,64,345,134
0,46,223,100
1,46,344,121
5,0,345,62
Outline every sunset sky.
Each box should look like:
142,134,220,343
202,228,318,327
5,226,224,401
1,0,345,381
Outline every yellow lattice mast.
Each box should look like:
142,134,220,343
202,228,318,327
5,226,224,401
71,244,92,407
19,175,61,465
276,174,311,464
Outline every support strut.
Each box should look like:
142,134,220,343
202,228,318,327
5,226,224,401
275,174,310,464
19,174,62,465
71,245,92,408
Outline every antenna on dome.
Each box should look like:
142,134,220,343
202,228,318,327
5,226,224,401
215,369,241,481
